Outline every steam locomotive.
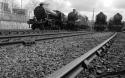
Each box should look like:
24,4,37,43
94,12,107,31
108,13,123,31
67,9,89,30
27,3,66,30
94,12,124,32
27,3,89,30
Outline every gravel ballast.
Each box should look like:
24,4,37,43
0,32,113,78
78,32,125,78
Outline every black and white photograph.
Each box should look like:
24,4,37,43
0,0,125,78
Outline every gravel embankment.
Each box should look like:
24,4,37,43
79,32,125,78
0,32,113,78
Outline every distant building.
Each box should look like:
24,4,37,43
12,8,27,16
0,2,11,13
0,2,28,22
0,1,28,15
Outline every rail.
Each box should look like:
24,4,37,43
47,33,117,78
0,31,90,39
0,31,93,46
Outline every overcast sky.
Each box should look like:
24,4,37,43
14,0,125,20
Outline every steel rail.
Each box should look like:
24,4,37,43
0,29,32,35
46,33,117,78
0,31,88,39
0,32,93,46
0,30,88,36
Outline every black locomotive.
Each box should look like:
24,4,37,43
27,3,89,31
94,12,124,32
27,3,66,30
108,13,123,31
67,9,79,30
67,9,89,30
94,12,107,31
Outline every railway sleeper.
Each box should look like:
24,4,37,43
80,41,115,77
95,54,125,77
46,33,117,78
0,32,2,35
11,31,19,35
96,70,125,78
1,31,10,35
19,31,25,35
23,40,36,46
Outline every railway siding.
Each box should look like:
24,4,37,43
0,31,93,46
0,32,113,78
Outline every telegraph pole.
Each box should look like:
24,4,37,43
92,8,94,21
11,0,13,13
21,0,22,9
92,8,95,31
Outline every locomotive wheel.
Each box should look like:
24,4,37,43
31,24,36,30
108,25,122,32
94,25,106,31
67,23,73,30
39,24,45,30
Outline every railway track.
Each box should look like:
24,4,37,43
0,32,114,78
0,29,34,35
94,32,125,78
47,33,117,78
0,31,93,46
0,29,83,36
0,29,75,36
